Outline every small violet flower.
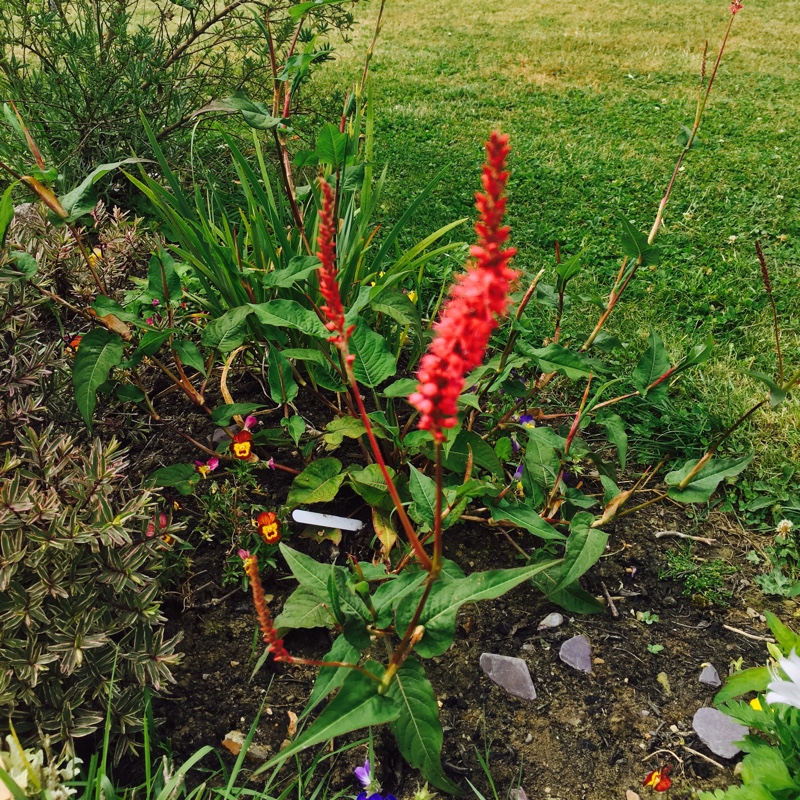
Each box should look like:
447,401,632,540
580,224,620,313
194,456,219,478
766,650,800,710
513,463,524,481
354,759,371,789
244,414,258,431
511,435,521,454
518,414,536,429
152,298,160,307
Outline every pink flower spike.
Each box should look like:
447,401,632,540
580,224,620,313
244,415,258,430
267,457,275,470
729,0,743,12
152,298,160,306
238,549,251,561
208,456,219,470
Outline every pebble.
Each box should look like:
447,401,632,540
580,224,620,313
657,672,671,696
692,707,747,758
626,792,641,800
699,664,722,688
480,653,537,700
538,612,564,630
559,634,592,673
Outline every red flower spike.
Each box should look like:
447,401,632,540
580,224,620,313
408,132,517,441
231,430,253,459
241,552,292,662
316,178,353,351
256,511,281,544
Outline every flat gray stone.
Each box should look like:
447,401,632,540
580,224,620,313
479,653,536,700
692,707,747,758
699,664,722,688
538,612,564,630
559,634,592,673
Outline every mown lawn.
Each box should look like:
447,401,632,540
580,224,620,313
315,0,800,505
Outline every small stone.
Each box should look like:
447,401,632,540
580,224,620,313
230,660,240,667
662,596,677,606
479,653,537,700
699,664,722,688
559,634,592,673
657,671,672,696
202,673,210,680
692,707,748,758
511,789,529,800
626,792,641,800
525,733,533,744
538,612,564,630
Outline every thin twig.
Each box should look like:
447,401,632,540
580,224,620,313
600,582,619,618
654,530,717,546
721,624,775,643
682,746,724,770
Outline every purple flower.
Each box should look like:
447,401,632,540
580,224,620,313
357,795,396,800
513,463,524,480
152,298,160,307
518,414,536,429
354,760,371,788
244,414,258,431
511,435,521,454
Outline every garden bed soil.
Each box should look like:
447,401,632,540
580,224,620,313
151,498,785,800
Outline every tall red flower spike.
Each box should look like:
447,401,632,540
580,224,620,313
316,178,354,355
408,132,517,441
240,551,292,662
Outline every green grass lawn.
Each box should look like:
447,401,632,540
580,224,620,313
314,0,800,503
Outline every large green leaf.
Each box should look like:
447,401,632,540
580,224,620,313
0,182,16,245
250,300,328,337
764,610,800,654
72,329,124,428
262,256,320,288
273,585,332,632
523,427,564,493
328,569,371,649
746,371,787,409
618,215,660,267
257,663,399,772
145,463,199,495
489,501,566,542
441,430,503,478
280,544,339,601
315,123,349,168
632,330,671,401
387,658,462,793
323,417,367,450
211,403,263,425
373,572,427,628
665,454,753,503
408,465,438,529
524,343,606,381
60,158,147,221
348,463,394,509
268,348,298,404
349,320,397,387
173,340,206,376
596,412,628,470
201,306,252,351
300,635,360,719
714,667,771,705
286,458,345,508
397,559,562,658
147,247,182,304
551,513,607,593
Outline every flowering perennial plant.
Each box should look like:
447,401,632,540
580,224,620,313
409,131,517,441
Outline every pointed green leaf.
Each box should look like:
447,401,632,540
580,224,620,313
258,663,399,772
280,543,339,601
551,513,607,593
202,306,252,351
316,123,349,168
714,667,771,705
250,300,328,337
387,658,462,794
666,454,753,503
408,465,437,529
618,215,660,266
441,430,503,478
350,320,397,387
764,610,800,654
268,348,298,404
323,416,368,450
60,158,147,221
287,458,345,508
282,414,306,446
72,329,124,428
523,427,564,493
489,501,566,542
211,403,264,425
384,378,420,398
147,247,182,304
173,340,206,376
746,371,787,408
632,330,671,401
0,182,17,245
273,585,332,633
300,635,360,719
596,412,628,470
348,463,394,508
262,256,320,288
524,343,606,381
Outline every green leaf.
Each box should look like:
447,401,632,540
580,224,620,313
211,403,263,426
398,559,562,658
72,329,124,428
268,349,298,404
287,458,346,508
280,544,338,601
350,320,397,387
273,585,332,632
258,663,399,771
92,296,141,324
408,465,438,529
551,513,607,593
328,569,371,649
618,215,660,266
0,182,16,245
201,306,252,352
4,251,38,279
523,427,564,493
147,248,182,304
764,610,800,654
173,340,206,375
300,635,360,719
115,384,145,404
596,412,628,470
262,256,320,288
666,454,753,503
280,348,329,367
323,417,367,450
714,667,770,705
676,125,702,150
60,159,147,221
494,437,513,462
316,123,349,168
489,501,566,542
282,415,306,446
555,252,583,290
523,343,606,381
382,378,419,398
370,289,421,329
746,371,787,408
632,330,671,401
250,300,328,337
288,0,349,20
387,658,462,793
441,430,503,478
145,463,199,492
373,572,427,628
349,463,394,508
